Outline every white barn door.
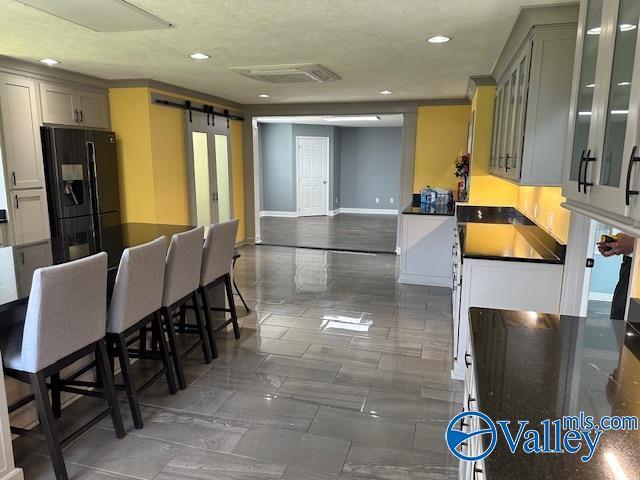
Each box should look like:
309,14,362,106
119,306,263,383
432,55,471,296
296,136,329,216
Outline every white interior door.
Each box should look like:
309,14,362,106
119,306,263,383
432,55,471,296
296,136,329,217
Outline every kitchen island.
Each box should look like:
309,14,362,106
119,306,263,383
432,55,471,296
462,306,640,479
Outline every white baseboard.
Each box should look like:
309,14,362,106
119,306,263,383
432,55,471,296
395,246,401,255
588,292,614,302
398,272,452,287
339,208,398,215
259,211,298,218
328,209,340,216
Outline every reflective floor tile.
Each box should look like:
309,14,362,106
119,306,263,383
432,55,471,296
261,314,327,330
377,353,449,377
308,406,415,450
232,426,351,475
256,355,340,382
348,336,423,357
363,390,459,421
281,329,351,348
215,392,319,431
276,378,369,411
140,382,233,416
194,367,285,396
303,344,381,369
238,336,311,357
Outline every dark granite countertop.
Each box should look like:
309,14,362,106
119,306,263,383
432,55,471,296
0,222,194,317
0,209,6,224
469,306,640,480
457,206,565,264
402,202,456,216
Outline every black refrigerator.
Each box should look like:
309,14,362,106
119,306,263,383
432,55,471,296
41,127,122,265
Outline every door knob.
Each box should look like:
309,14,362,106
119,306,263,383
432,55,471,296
323,181,327,184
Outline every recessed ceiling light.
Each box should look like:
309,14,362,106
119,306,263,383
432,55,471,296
618,81,632,86
258,94,270,98
39,58,59,66
620,24,637,32
189,53,209,60
427,35,450,44
379,90,392,95
585,83,595,88
587,27,602,35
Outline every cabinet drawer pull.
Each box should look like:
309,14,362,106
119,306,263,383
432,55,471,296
14,195,19,209
505,154,511,171
577,149,586,193
21,252,25,265
80,110,84,123
11,171,16,186
625,146,640,205
473,462,483,480
468,395,476,408
74,109,79,122
583,151,596,190
465,352,471,368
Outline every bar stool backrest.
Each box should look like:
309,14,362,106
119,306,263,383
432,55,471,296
200,219,239,287
163,226,205,307
21,252,108,373
107,236,167,334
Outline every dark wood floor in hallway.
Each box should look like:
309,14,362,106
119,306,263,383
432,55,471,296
14,245,460,480
260,213,398,253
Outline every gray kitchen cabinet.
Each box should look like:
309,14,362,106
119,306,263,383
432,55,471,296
562,0,640,229
0,73,46,189
491,25,577,185
40,82,109,129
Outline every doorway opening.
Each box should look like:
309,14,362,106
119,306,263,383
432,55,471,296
186,112,233,226
253,114,403,253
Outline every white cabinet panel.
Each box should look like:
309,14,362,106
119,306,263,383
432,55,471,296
0,74,45,189
13,241,53,297
79,92,109,129
39,82,76,125
40,82,109,129
10,189,50,245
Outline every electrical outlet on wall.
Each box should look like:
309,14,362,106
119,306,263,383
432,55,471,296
390,197,394,204
523,199,529,214
375,197,380,204
532,203,538,219
547,211,554,231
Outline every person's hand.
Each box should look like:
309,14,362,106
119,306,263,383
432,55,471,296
598,233,635,257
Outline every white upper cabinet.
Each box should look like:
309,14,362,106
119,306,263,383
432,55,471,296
40,82,109,129
0,73,45,189
563,0,640,225
491,26,577,185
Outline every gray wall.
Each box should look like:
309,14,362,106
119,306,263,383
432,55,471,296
259,123,294,212
339,127,402,210
258,123,401,213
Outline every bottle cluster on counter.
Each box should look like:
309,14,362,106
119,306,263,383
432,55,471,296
419,186,454,208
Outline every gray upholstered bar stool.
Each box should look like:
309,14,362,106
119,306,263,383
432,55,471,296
198,219,240,358
0,253,125,480
106,236,177,429
161,226,210,390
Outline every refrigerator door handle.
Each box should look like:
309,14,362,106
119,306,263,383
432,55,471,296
86,141,102,244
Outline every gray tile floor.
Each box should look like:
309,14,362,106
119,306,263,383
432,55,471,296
15,245,461,479
260,214,398,253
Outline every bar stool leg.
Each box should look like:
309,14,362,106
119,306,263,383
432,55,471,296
153,312,177,394
50,373,62,419
199,286,218,359
232,257,250,313
113,334,143,429
30,371,68,480
192,292,212,363
96,340,125,438
225,274,241,339
162,307,187,390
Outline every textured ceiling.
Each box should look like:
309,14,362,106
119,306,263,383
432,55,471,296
0,0,570,104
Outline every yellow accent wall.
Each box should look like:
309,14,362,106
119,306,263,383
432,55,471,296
465,84,571,244
413,104,471,192
108,87,246,241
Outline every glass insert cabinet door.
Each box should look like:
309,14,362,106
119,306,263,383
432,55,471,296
564,0,604,202
185,111,234,226
589,0,640,216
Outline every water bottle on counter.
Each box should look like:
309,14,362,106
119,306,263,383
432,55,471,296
420,187,436,207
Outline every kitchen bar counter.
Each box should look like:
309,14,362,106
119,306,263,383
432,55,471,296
402,201,456,216
0,222,194,318
469,306,640,479
457,206,565,264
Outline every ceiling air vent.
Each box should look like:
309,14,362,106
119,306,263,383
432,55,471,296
229,64,341,83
